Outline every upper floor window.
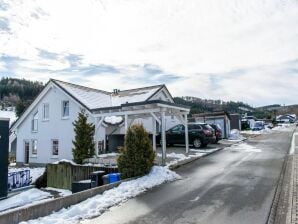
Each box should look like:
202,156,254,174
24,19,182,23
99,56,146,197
31,111,38,132
31,139,37,155
62,101,69,118
43,103,49,120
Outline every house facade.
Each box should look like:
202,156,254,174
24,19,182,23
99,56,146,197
11,79,189,166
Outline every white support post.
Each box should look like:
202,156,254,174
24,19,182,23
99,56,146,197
161,111,167,166
124,114,128,134
184,113,189,153
152,118,156,151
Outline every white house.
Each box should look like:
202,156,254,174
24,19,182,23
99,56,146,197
11,79,190,166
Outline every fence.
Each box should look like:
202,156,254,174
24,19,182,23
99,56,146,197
8,170,31,191
47,162,118,190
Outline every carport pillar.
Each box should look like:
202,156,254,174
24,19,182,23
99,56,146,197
124,114,128,134
161,111,167,166
152,119,156,151
184,114,189,153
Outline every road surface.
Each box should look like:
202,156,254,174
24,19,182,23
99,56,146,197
82,129,294,224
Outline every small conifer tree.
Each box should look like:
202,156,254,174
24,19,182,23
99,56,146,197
118,124,155,178
72,109,95,164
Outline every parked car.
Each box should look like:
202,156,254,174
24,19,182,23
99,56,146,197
209,124,223,143
252,121,265,131
158,123,216,148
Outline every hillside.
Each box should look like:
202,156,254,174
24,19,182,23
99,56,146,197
0,77,44,116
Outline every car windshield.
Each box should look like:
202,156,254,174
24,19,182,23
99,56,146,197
203,124,213,130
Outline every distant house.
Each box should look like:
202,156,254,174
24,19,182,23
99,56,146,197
276,114,296,123
192,111,231,139
10,79,189,166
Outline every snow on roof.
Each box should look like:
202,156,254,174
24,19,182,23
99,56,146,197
0,110,17,126
54,80,112,109
111,85,162,106
53,80,163,110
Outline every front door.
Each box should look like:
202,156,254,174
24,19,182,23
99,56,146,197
24,141,29,164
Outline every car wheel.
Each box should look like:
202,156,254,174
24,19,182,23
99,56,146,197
193,138,202,148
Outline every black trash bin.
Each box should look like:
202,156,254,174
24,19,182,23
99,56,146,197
72,180,91,193
90,170,106,188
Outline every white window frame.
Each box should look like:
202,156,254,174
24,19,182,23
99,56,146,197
31,111,38,132
62,100,69,119
42,103,49,121
31,139,37,157
51,139,59,157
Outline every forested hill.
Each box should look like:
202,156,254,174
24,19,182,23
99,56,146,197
174,96,256,115
0,77,44,116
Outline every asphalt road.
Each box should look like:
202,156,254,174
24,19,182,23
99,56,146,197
82,129,294,224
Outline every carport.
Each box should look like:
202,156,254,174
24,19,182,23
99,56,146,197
91,100,190,165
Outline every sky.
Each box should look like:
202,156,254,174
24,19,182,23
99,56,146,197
0,0,298,106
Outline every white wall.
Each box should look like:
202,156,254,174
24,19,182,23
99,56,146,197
16,85,88,165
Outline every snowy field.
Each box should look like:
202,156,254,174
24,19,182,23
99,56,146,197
20,166,180,224
241,124,295,135
0,110,17,126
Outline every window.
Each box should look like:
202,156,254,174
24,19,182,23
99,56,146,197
43,103,49,120
97,140,104,155
52,140,59,156
31,140,37,155
62,101,69,118
31,111,38,132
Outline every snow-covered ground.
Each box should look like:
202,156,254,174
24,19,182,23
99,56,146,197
0,188,52,213
157,148,220,168
45,187,72,197
20,166,179,224
8,167,45,184
228,143,262,153
241,123,295,135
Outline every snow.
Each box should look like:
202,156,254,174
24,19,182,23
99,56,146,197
229,143,262,153
0,110,17,126
21,166,179,224
157,152,187,159
0,188,52,212
229,129,246,141
103,116,123,125
45,187,72,197
8,167,45,184
98,152,119,158
52,159,77,166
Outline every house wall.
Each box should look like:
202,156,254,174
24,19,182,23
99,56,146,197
195,116,231,138
15,85,98,166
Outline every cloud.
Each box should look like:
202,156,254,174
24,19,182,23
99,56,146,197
0,0,298,106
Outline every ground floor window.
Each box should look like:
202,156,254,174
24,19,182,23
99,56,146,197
98,140,104,154
52,139,59,155
31,139,37,155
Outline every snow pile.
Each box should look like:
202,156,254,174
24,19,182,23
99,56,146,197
230,143,262,153
0,188,52,212
45,187,72,197
103,116,123,125
229,129,246,141
8,167,45,184
157,152,187,159
22,166,179,224
98,152,119,158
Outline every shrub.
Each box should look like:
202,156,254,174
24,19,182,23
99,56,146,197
118,124,155,179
